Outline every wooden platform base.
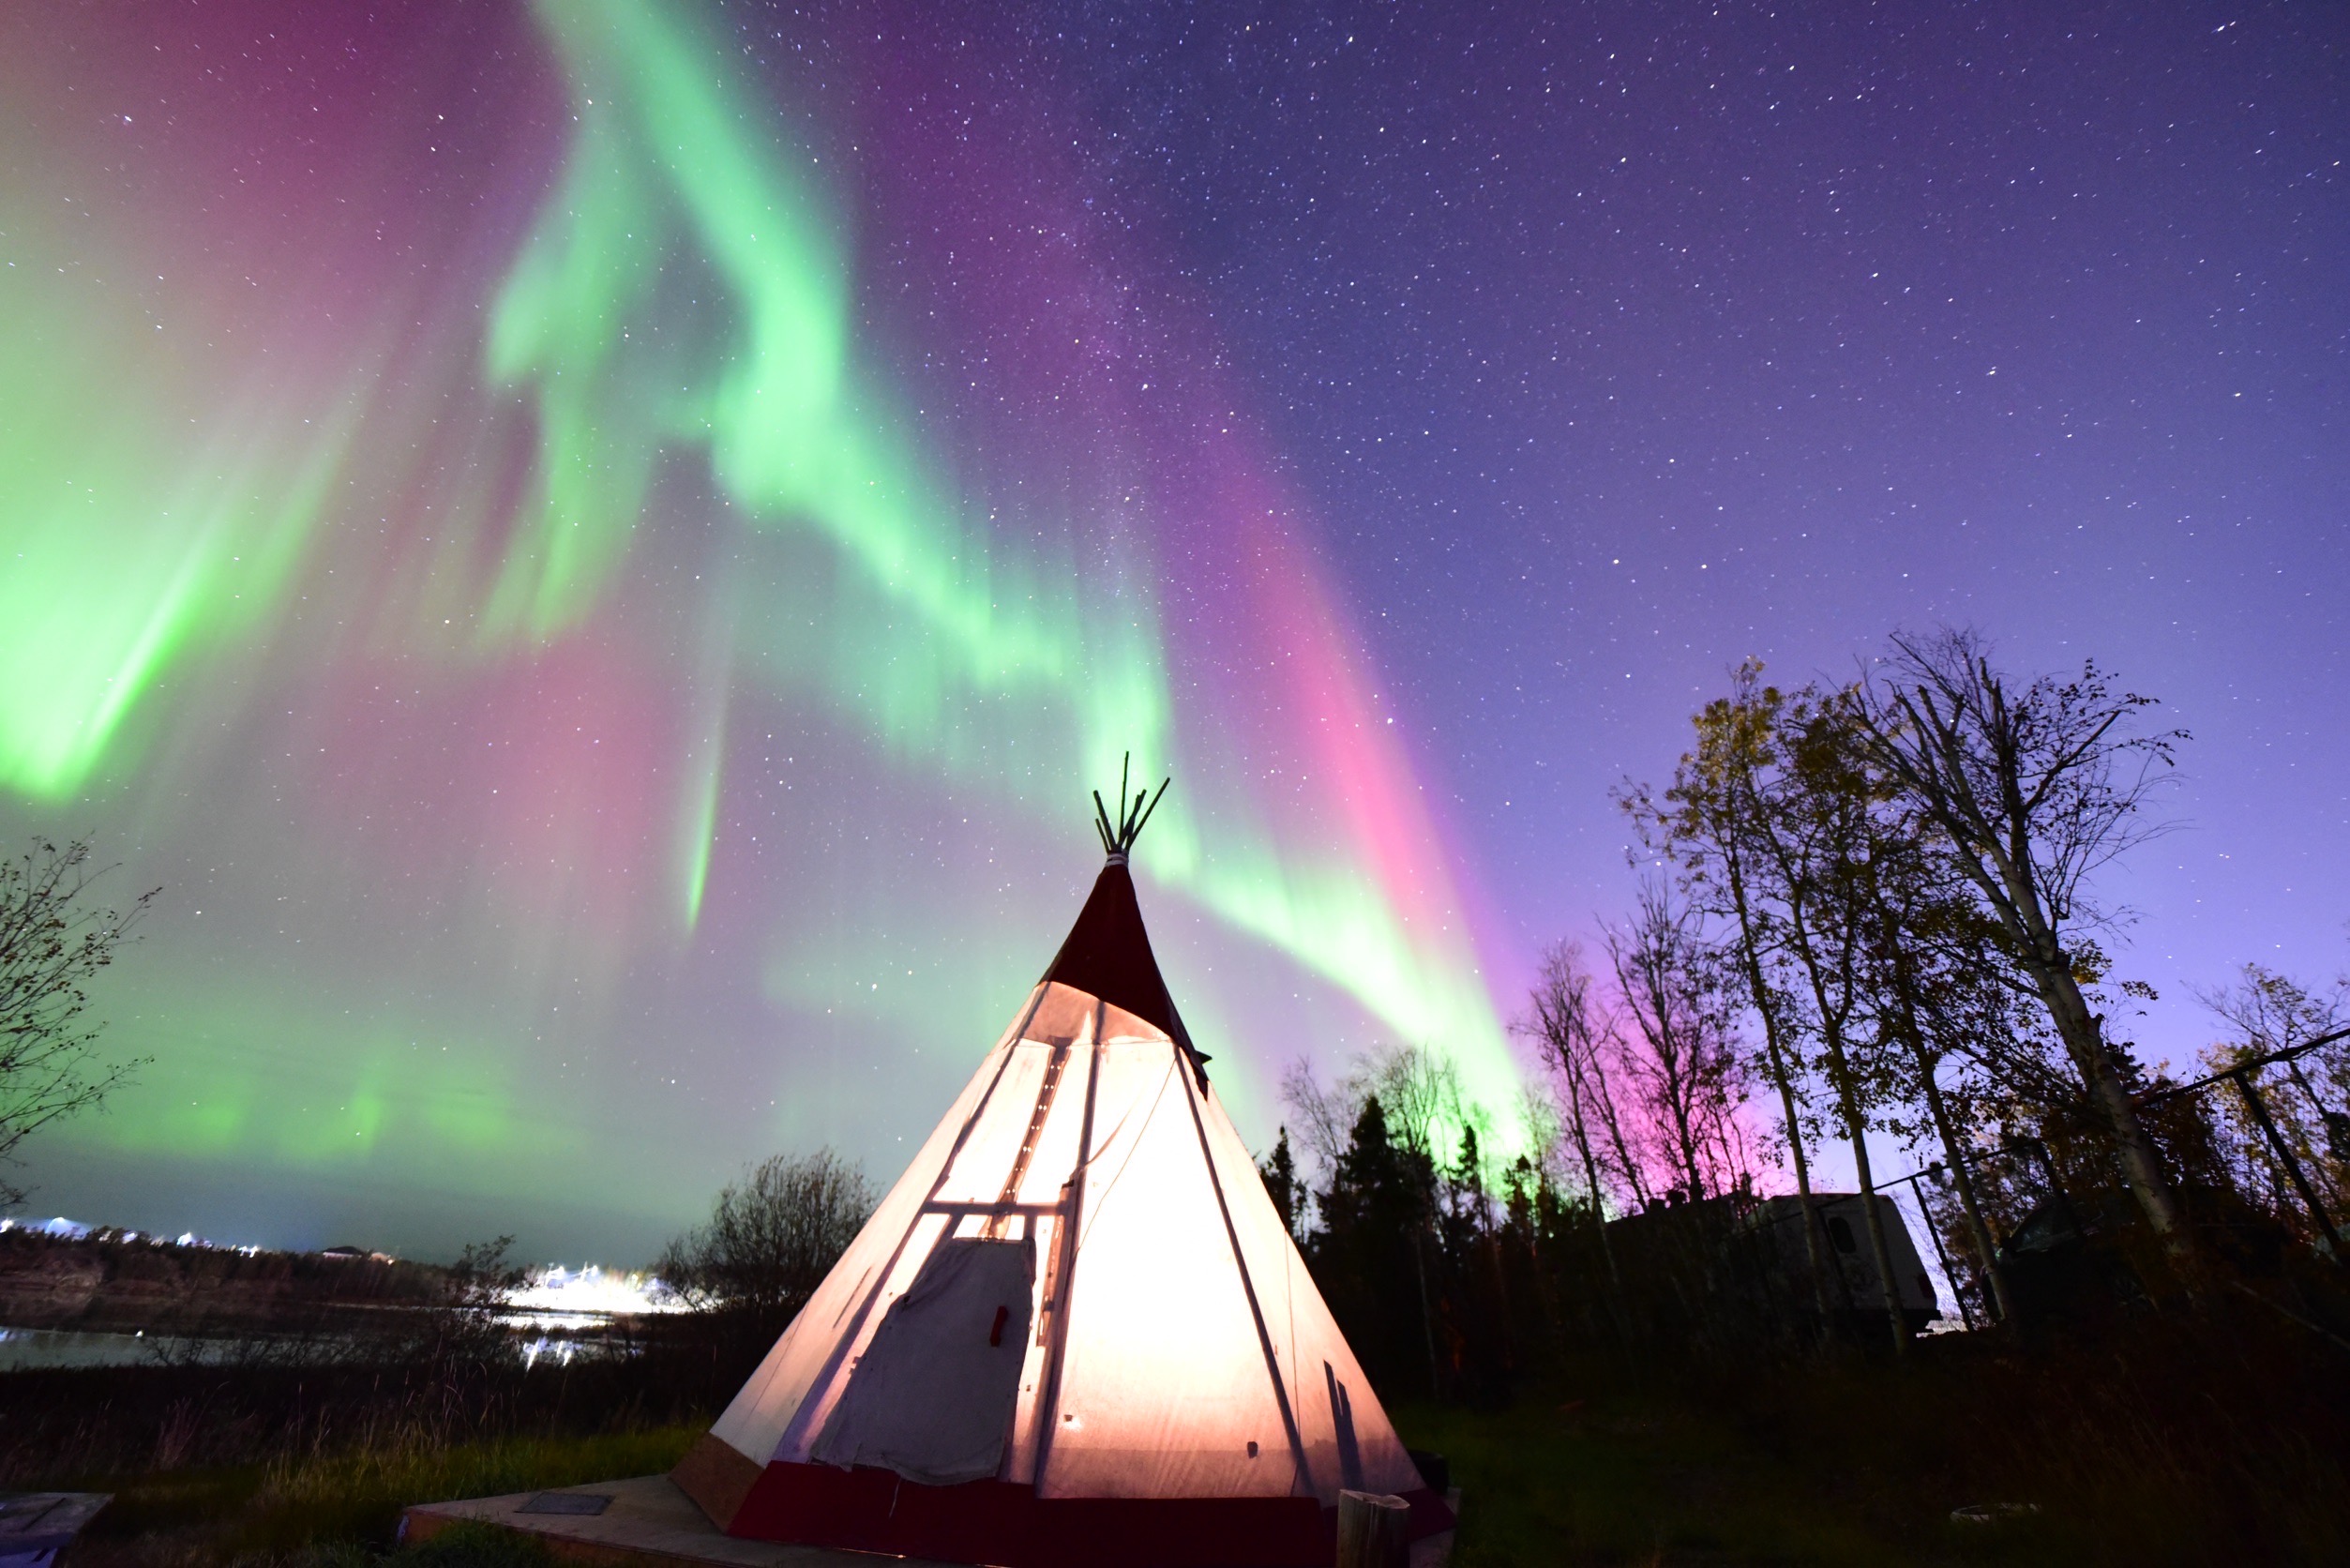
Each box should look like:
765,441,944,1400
401,1474,950,1568
400,1474,1455,1568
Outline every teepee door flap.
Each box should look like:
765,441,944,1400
811,1234,1037,1485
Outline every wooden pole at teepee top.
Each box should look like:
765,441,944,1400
1091,752,1170,857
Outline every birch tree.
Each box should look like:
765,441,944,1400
1856,628,2195,1271
1852,818,2020,1326
1633,675,1910,1349
1628,662,1833,1322
1750,691,1914,1352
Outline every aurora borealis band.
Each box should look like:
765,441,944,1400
0,1,1517,1254
8,2,2347,1258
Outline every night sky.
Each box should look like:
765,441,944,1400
3,1,2343,1262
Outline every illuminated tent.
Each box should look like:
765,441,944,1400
672,776,1451,1568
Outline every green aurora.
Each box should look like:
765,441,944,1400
0,0,1519,1253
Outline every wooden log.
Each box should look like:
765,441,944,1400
1335,1489,1411,1568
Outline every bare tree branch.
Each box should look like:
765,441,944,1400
0,838,156,1209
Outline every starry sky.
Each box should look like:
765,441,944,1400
3,1,2343,1262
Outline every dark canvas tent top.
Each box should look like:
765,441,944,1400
1039,856,1191,1051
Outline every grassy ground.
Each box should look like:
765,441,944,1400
63,1426,701,1568
1395,1389,2083,1567
23,1309,2347,1568
1392,1323,2350,1567
1398,1395,1913,1567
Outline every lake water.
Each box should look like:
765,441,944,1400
0,1312,635,1370
0,1325,233,1369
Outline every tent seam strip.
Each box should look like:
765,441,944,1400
1180,1062,1313,1499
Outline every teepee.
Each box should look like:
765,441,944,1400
672,773,1451,1568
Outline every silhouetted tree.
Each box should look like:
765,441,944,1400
1259,1126,1307,1244
2197,962,2350,1223
1312,1096,1441,1399
0,838,155,1209
658,1150,873,1334
1627,664,1832,1321
1858,628,2195,1271
1854,846,2021,1327
1517,942,1626,1296
1604,881,1751,1205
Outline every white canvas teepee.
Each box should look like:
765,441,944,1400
672,783,1448,1568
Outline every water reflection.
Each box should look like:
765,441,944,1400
0,1311,643,1370
0,1259,680,1370
0,1325,226,1369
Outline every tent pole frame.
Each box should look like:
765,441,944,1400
1179,1052,1315,1496
774,984,1052,1458
1029,998,1107,1485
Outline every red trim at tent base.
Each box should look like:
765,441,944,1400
727,1459,1454,1568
